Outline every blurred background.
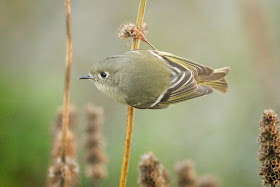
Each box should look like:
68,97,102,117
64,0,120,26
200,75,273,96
1,0,280,186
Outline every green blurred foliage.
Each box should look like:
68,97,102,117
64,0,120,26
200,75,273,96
0,0,280,186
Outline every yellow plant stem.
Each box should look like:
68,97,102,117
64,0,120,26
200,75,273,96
119,0,147,187
119,106,135,187
61,0,72,159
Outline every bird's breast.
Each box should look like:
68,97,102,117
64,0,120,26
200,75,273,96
94,82,127,104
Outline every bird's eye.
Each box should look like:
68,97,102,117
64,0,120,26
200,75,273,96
98,72,109,79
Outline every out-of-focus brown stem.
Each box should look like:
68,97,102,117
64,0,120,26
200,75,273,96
61,0,72,159
240,0,279,101
119,1,147,187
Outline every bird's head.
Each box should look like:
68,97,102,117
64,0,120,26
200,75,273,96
79,55,124,90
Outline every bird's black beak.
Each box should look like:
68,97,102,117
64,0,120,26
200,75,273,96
79,74,93,80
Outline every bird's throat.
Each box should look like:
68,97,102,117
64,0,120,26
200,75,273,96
94,82,127,104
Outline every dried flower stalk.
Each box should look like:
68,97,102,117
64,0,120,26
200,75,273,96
258,109,280,186
48,108,79,187
240,0,279,101
85,104,107,186
47,0,79,185
119,1,147,187
175,160,198,187
61,0,73,151
138,152,169,187
48,130,79,187
53,106,77,134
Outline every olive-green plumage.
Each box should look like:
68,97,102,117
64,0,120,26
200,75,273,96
80,50,230,109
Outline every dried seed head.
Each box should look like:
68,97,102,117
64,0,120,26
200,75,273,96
257,109,280,186
141,22,148,36
53,105,77,133
85,104,107,184
118,22,148,40
48,105,79,187
48,130,79,187
263,110,278,125
138,152,169,187
51,130,77,159
85,164,107,182
175,160,198,187
48,156,79,187
198,175,219,187
86,104,104,133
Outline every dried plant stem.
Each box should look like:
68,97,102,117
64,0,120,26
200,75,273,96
132,0,147,50
240,0,279,100
119,1,147,187
62,0,72,157
119,106,135,187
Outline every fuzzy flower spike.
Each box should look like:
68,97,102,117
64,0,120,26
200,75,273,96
258,109,280,186
138,152,169,187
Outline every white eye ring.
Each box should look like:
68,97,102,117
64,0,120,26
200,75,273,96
98,71,109,79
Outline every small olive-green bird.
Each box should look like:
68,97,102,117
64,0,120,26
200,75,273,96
80,50,230,109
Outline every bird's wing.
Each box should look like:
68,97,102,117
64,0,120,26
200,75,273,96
155,51,214,76
148,52,213,109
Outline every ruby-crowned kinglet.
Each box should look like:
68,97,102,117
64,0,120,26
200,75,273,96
79,50,230,109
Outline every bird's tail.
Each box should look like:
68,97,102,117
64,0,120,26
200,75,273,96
196,67,230,94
